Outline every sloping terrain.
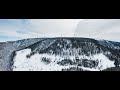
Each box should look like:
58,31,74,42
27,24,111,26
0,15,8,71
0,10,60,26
0,38,43,71
2,37,119,71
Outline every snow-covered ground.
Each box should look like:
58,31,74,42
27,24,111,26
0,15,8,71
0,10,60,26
12,49,115,71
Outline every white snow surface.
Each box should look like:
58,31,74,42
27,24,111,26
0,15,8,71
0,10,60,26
12,49,115,71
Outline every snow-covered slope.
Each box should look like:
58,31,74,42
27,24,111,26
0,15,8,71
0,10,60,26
12,48,115,71
0,38,43,71
7,37,120,71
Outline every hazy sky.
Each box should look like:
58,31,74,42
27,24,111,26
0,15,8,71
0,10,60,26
0,19,120,42
75,19,120,41
0,19,81,42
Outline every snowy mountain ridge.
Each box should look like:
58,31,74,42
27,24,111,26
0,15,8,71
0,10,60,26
0,37,120,71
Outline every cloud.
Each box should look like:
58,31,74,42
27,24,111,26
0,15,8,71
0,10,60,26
2,19,120,42
28,19,81,37
0,19,32,41
75,19,120,41
0,19,81,41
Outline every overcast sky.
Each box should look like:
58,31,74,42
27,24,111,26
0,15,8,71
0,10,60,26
0,19,81,42
0,19,120,42
75,19,120,41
